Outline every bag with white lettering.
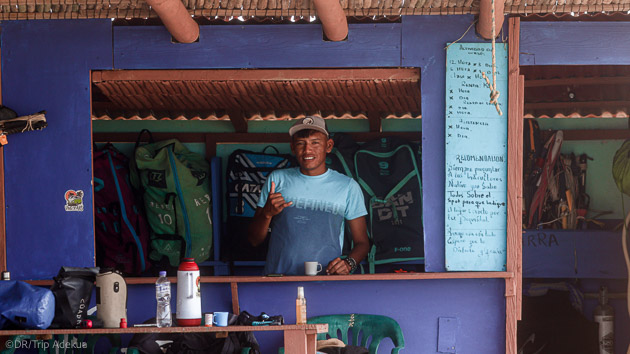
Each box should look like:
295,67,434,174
225,147,296,262
130,131,212,267
49,267,99,329
354,137,424,273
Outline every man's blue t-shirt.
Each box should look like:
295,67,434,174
257,167,367,275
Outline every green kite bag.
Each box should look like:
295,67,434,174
131,137,212,267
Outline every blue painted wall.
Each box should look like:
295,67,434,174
1,19,113,280
1,17,509,353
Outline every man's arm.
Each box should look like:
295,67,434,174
247,181,292,246
326,216,369,275
248,207,273,247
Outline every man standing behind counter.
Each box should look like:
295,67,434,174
248,115,370,275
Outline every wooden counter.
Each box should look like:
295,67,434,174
1,324,328,354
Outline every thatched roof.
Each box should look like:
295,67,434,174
2,0,629,20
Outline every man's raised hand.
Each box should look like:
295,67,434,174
262,181,293,218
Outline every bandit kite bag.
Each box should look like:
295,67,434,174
354,137,424,273
225,146,295,261
131,133,212,267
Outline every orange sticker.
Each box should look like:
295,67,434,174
0,134,7,146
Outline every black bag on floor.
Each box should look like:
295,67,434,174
224,146,296,261
49,267,99,329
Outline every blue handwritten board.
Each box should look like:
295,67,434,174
444,43,508,271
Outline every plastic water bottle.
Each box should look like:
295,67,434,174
155,271,172,328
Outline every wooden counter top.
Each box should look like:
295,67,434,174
24,271,513,286
0,324,328,336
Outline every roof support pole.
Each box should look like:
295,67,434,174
313,0,348,42
476,0,505,39
146,0,199,44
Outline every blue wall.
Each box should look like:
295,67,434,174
1,20,113,280
1,17,508,353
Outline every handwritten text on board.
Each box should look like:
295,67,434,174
444,43,508,271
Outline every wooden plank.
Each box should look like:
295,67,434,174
367,111,381,132
227,109,248,133
284,329,309,354
93,68,421,82
93,132,422,146
114,24,402,70
560,129,630,141
525,76,630,88
505,16,521,354
230,282,240,315
0,323,328,336
525,100,630,110
517,74,524,321
0,41,4,272
205,134,217,162
0,147,4,272
520,22,630,65
25,271,514,285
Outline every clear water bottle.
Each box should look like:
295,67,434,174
155,271,172,328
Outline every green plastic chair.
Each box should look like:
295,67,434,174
280,314,405,354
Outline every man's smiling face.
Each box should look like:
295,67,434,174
290,130,333,176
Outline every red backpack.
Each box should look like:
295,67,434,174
94,144,151,275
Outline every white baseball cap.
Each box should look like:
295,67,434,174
289,115,329,137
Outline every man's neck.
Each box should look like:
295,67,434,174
299,167,328,177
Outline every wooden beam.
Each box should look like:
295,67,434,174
230,282,240,316
517,74,524,321
525,76,630,88
560,129,630,141
367,111,382,133
92,68,421,83
93,132,422,146
525,100,630,110
0,42,5,273
505,16,521,354
227,109,248,133
477,0,505,39
26,271,514,286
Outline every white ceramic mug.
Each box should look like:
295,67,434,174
304,261,323,276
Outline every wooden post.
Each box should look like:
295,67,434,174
506,16,523,354
0,42,5,272
367,111,381,132
230,282,240,315
284,329,319,354
228,109,248,133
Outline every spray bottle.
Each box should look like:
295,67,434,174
593,286,614,354
296,286,307,324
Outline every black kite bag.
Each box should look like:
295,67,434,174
225,147,296,261
354,137,424,273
